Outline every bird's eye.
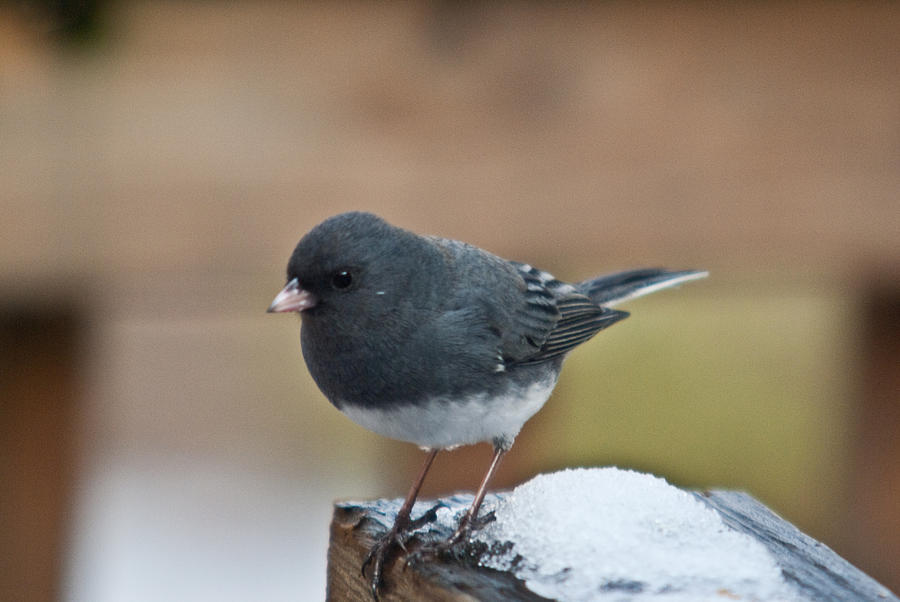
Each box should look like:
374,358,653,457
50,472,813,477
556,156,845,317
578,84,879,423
331,270,353,290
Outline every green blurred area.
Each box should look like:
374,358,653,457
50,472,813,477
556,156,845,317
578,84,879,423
534,288,853,541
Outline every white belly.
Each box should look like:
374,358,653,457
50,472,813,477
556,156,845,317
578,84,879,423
337,376,558,449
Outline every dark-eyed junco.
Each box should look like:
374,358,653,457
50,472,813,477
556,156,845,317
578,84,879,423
268,211,706,597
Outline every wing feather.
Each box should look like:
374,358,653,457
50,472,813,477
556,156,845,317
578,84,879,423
506,263,628,366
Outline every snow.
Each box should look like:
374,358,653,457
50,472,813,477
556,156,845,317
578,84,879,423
439,467,801,601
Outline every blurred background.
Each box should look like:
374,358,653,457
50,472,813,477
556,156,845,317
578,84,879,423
2,2,898,600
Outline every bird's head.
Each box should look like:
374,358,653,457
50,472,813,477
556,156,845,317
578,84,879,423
267,211,429,318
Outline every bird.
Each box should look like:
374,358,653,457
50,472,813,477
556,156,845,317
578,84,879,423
267,211,706,598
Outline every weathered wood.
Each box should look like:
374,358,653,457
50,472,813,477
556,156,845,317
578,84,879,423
695,491,896,602
327,496,549,601
327,490,898,601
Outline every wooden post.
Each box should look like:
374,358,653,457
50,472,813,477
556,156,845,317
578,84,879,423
327,498,548,601
326,487,897,601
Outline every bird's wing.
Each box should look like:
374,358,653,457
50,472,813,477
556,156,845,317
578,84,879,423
430,240,627,370
522,296,628,364
504,263,629,366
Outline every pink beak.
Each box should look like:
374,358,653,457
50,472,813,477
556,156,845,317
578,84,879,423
267,278,318,313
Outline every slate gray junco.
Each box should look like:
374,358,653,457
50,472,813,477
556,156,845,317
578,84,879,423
268,211,706,597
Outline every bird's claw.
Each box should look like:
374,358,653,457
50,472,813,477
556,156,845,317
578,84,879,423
407,501,446,530
361,502,446,599
407,535,464,566
361,528,405,600
407,508,495,566
470,509,496,530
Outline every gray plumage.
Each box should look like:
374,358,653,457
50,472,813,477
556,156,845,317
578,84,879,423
272,211,706,450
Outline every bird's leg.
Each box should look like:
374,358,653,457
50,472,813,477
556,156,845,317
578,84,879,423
446,444,507,545
410,443,507,565
362,448,439,599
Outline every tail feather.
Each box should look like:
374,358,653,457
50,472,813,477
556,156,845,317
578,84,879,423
580,269,707,307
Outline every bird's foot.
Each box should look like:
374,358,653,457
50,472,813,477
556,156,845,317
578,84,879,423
360,529,403,601
408,509,496,565
469,509,496,531
361,502,444,600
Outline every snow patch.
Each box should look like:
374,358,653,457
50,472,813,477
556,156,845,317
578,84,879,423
469,467,799,601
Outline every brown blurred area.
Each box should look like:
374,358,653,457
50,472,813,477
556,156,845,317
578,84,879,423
1,2,898,600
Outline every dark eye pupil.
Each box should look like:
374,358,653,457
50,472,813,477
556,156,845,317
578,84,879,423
332,270,352,289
